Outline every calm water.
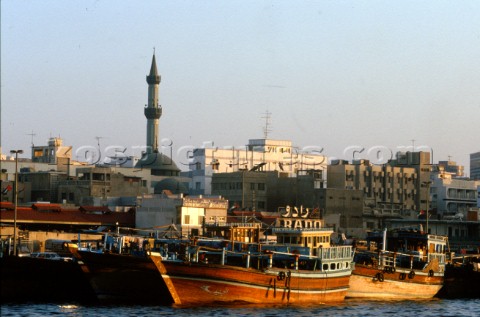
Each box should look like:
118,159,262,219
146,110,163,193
1,299,479,317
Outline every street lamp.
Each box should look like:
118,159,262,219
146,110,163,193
10,149,23,256
422,181,432,234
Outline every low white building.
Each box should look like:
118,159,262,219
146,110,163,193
136,193,228,237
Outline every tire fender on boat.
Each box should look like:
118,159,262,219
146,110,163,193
408,271,415,279
375,272,384,282
428,269,434,277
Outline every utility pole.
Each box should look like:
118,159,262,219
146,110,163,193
10,149,23,256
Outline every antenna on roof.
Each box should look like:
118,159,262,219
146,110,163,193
262,110,272,139
27,130,36,147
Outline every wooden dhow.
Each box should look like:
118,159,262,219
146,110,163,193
150,207,355,306
347,227,448,299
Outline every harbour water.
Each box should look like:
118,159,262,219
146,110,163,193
2,299,479,317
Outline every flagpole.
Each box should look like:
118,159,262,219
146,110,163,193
10,149,23,256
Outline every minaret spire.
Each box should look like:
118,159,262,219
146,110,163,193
144,52,162,154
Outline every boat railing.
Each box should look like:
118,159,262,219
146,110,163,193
176,244,354,272
318,245,354,261
356,249,447,271
428,252,446,265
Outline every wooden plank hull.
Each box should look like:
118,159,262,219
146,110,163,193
1,256,96,303
347,264,443,299
151,255,351,305
74,250,174,304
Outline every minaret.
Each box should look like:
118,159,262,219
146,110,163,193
144,53,162,154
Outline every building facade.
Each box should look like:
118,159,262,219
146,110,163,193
327,155,425,213
471,151,480,180
430,166,478,218
57,167,148,206
136,193,228,237
31,137,72,173
182,138,327,195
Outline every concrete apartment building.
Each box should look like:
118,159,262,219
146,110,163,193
182,138,327,196
57,166,149,206
431,163,478,219
471,151,480,180
211,169,326,212
324,152,431,235
327,155,427,214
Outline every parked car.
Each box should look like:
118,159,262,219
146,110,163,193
30,252,73,262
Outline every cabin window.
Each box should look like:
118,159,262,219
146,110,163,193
323,264,328,271
345,262,349,268
330,263,336,270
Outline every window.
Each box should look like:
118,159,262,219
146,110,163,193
69,193,74,201
184,215,190,225
250,183,255,190
258,183,265,191
195,182,201,190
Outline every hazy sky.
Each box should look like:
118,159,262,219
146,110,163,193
2,1,479,173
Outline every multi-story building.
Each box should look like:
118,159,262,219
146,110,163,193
211,169,326,212
430,165,478,218
470,152,480,180
19,171,66,203
327,155,425,214
182,138,327,195
57,167,148,206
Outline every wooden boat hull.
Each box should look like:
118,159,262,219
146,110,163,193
73,250,174,304
347,264,443,299
437,259,480,298
1,256,96,303
151,255,351,305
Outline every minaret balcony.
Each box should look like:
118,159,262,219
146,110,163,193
144,107,162,119
146,75,160,85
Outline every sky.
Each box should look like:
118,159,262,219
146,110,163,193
1,1,479,174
